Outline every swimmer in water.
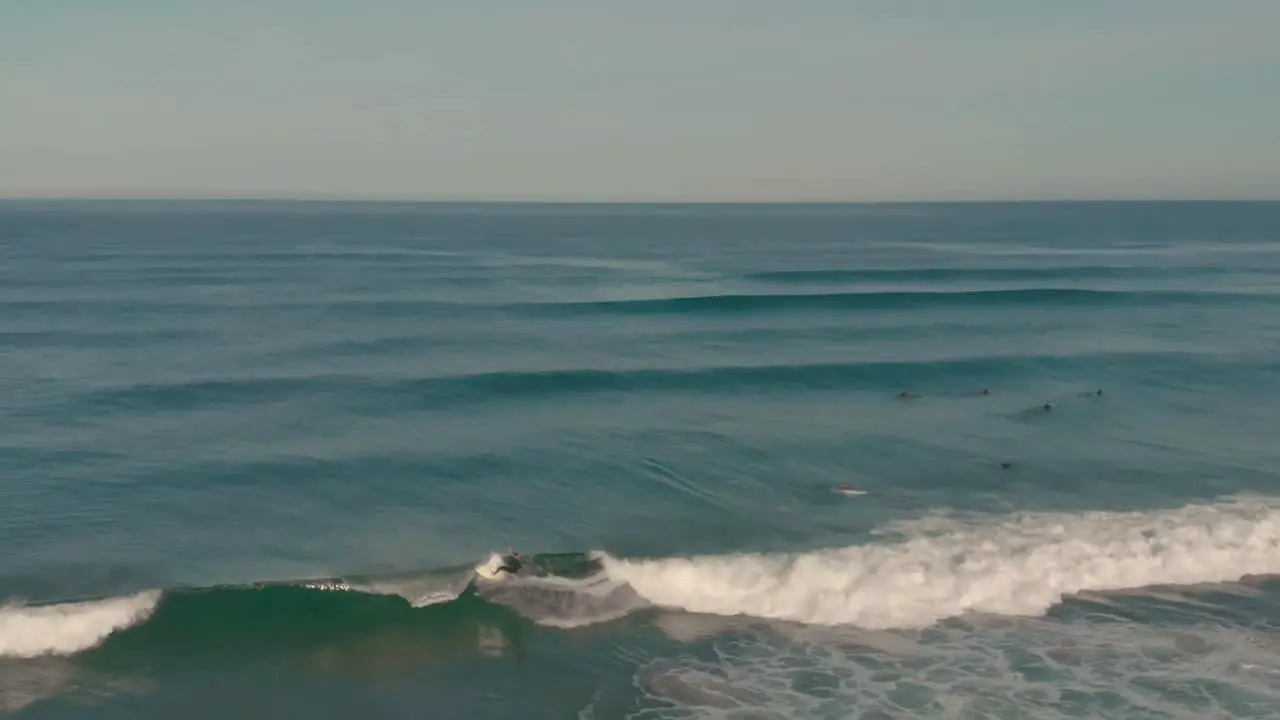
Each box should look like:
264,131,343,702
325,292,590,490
1000,462,1014,470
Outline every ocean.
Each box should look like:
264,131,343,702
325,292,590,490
2,200,1280,719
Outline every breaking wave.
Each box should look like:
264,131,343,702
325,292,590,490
0,591,160,659
5,497,1280,659
600,496,1280,629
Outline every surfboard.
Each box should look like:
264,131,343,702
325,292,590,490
473,553,516,581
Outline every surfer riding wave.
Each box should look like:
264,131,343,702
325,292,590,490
475,548,526,581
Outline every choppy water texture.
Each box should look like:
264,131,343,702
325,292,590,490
3,200,1280,719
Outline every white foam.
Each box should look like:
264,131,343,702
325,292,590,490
624,618,1280,719
476,572,645,629
0,591,160,658
601,497,1280,630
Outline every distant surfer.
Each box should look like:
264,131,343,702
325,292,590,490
898,391,919,400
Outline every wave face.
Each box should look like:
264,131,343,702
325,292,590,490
517,287,1259,317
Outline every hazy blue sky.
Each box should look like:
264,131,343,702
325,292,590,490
3,1,1278,200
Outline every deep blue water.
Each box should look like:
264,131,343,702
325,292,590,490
3,201,1280,718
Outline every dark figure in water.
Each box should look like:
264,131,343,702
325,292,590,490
496,548,525,576
982,388,993,396
898,391,919,400
1000,462,1014,470
1041,402,1054,412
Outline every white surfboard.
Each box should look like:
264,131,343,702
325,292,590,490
473,553,515,581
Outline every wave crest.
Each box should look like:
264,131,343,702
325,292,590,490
524,287,1248,317
0,591,160,658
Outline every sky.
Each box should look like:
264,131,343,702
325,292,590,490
2,1,1278,201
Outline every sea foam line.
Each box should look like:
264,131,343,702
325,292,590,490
0,591,160,658
599,497,1280,630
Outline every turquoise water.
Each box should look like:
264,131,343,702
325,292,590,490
3,200,1280,718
